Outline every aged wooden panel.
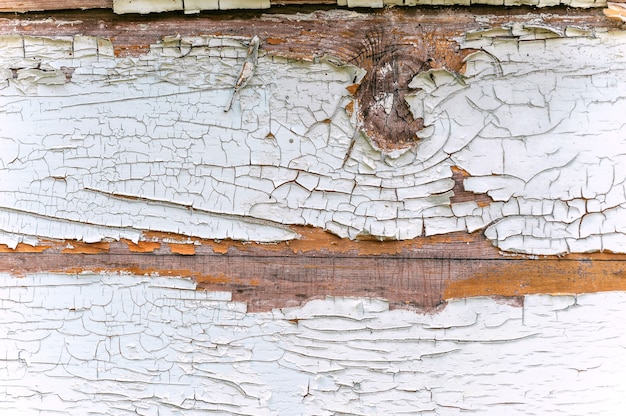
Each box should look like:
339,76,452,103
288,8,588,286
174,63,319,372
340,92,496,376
0,0,610,12
0,8,617,58
0,1,112,12
1,8,626,307
1,272,625,414
1,7,626,415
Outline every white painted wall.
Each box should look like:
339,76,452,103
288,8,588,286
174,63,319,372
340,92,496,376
1,272,625,415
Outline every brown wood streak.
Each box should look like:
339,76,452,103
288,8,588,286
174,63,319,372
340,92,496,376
0,7,617,60
352,27,428,149
450,166,493,207
2,228,626,311
0,8,625,310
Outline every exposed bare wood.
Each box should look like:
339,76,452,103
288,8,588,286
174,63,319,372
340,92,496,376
0,0,610,13
0,8,618,58
2,229,626,311
605,2,626,20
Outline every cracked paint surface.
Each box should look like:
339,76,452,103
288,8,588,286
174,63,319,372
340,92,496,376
1,29,626,254
407,25,626,254
0,272,625,415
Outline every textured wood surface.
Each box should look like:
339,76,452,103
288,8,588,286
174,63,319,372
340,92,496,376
1,9,626,414
0,0,609,12
0,8,617,56
1,8,626,310
2,272,626,414
3,229,626,311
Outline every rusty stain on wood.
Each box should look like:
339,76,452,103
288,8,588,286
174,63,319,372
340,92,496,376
61,241,110,254
125,240,162,253
444,259,626,299
0,243,52,253
168,243,197,255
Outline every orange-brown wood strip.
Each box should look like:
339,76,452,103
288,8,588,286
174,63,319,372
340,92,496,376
2,229,626,311
125,240,161,253
61,241,110,254
444,259,626,300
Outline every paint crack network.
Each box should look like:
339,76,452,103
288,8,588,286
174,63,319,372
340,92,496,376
1,27,626,255
1,272,625,414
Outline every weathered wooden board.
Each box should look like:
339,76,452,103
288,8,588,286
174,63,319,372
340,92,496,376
1,8,626,308
0,0,610,12
1,8,626,415
2,272,625,414
2,11,623,254
0,1,112,12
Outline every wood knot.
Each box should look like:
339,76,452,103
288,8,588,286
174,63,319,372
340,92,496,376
351,28,427,151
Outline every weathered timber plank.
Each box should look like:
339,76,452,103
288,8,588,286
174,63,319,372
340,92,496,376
1,8,626,308
1,8,625,415
11,7,444,60
0,0,610,12
1,16,625,254
3,272,625,414
0,0,328,12
0,8,617,58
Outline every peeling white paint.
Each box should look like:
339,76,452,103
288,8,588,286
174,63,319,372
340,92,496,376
0,272,625,415
407,26,626,254
1,29,626,254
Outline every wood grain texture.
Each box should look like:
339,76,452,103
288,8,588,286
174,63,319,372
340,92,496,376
1,9,625,416
0,8,617,58
0,0,609,12
3,229,626,311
